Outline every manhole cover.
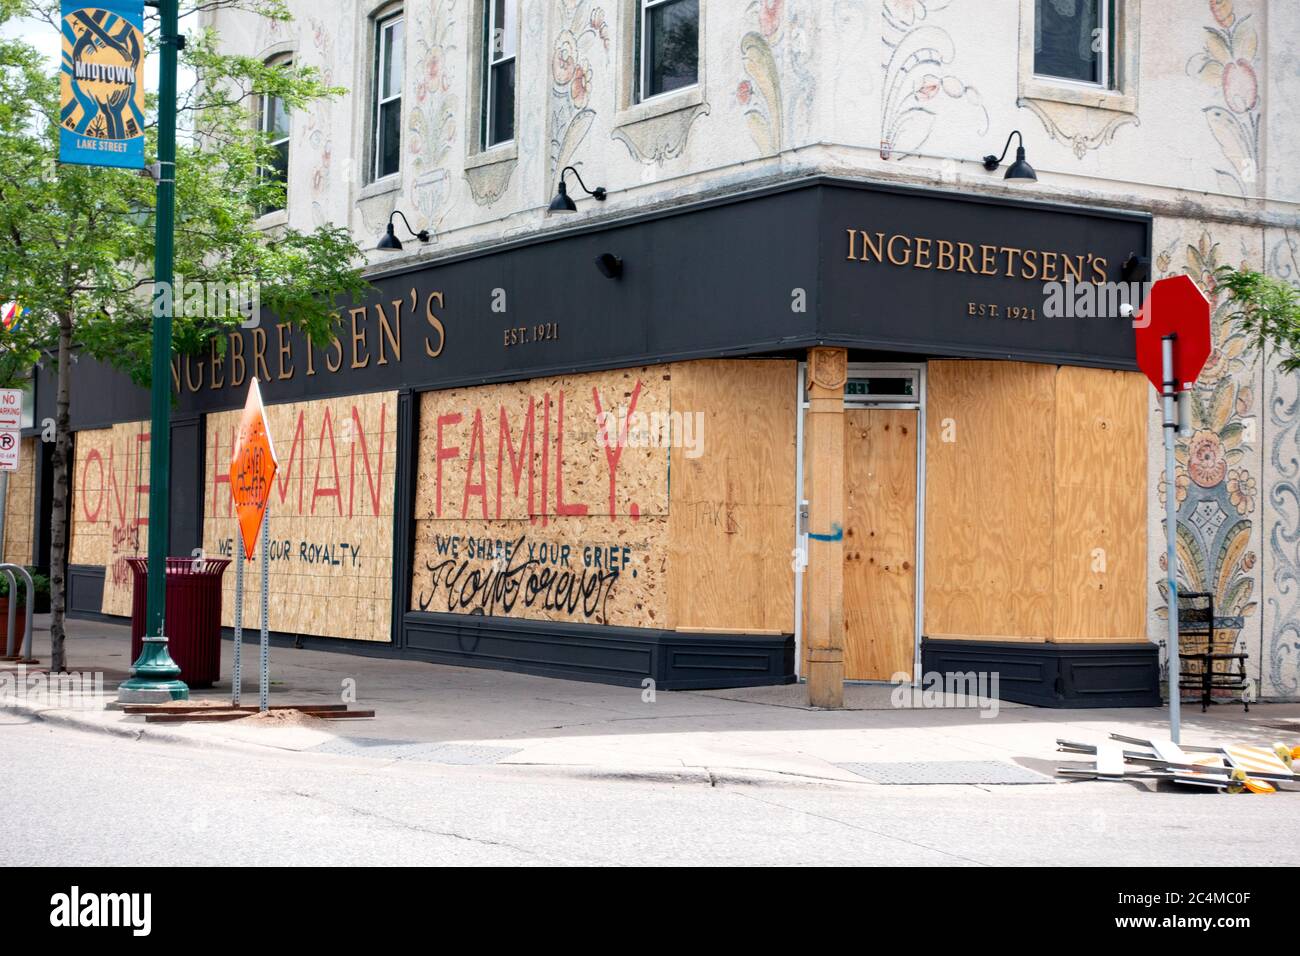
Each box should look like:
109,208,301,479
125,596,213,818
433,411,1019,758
309,737,520,765
836,760,1052,785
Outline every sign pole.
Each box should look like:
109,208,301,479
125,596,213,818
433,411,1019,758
1162,334,1182,743
232,549,243,707
118,0,187,703
259,504,269,713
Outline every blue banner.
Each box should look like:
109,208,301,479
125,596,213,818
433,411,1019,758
58,1,146,169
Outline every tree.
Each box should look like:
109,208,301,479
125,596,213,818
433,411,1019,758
0,0,370,671
1216,266,1300,373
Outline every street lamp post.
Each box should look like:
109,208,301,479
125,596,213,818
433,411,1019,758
118,0,187,703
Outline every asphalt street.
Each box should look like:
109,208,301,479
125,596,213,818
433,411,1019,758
4,712,1297,867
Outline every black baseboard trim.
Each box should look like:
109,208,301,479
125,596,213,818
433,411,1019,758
403,612,795,690
921,638,1161,708
67,603,796,691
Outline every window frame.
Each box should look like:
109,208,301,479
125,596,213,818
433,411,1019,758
1017,0,1135,115
635,0,699,105
481,0,517,149
371,10,404,183
1032,0,1114,91
256,55,292,217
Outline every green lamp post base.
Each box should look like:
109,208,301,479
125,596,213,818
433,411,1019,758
117,636,189,703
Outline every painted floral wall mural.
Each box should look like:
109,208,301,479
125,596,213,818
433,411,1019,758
408,0,461,232
1154,231,1261,693
1187,0,1261,196
879,0,987,160
737,0,815,157
550,0,609,184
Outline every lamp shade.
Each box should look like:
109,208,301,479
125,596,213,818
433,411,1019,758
376,223,402,250
548,180,577,214
1004,146,1037,182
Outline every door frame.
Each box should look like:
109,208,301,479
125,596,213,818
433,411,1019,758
793,362,927,682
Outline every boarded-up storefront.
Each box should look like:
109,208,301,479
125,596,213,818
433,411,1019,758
203,390,398,643
2,436,37,566
69,421,151,617
410,360,796,634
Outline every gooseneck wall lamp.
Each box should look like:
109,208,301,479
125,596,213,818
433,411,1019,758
548,165,607,214
376,210,431,251
981,130,1037,182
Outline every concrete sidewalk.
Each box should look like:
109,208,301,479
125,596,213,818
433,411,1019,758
4,615,1297,786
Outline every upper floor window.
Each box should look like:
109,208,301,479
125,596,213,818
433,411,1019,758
483,0,517,147
1034,0,1114,87
372,11,404,181
258,58,291,215
636,0,698,101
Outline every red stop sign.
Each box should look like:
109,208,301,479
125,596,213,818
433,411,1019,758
1133,275,1212,392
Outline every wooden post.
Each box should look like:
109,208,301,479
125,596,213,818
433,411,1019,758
805,347,846,709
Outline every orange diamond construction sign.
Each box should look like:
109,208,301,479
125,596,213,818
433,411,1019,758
229,378,278,559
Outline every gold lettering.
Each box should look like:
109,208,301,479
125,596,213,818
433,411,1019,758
1092,256,1107,283
349,306,370,369
1000,246,1022,277
170,356,181,393
957,242,976,274
424,291,446,358
1062,254,1084,284
979,244,998,276
861,231,885,263
375,300,402,366
1041,251,1059,282
209,336,224,389
184,354,204,392
1020,248,1040,280
936,239,955,272
276,322,294,380
326,335,343,373
251,327,271,382
845,228,859,261
914,237,933,269
887,234,912,266
229,332,246,387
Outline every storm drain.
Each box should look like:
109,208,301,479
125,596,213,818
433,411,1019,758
836,760,1052,785
309,737,521,765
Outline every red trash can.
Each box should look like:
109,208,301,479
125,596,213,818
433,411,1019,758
127,557,231,688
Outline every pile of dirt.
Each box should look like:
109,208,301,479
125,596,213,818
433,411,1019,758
234,708,323,726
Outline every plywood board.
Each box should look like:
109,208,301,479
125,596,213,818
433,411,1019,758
1051,366,1147,641
69,421,151,617
2,437,37,566
412,367,671,627
843,407,917,680
924,361,1055,642
203,390,398,642
666,360,797,633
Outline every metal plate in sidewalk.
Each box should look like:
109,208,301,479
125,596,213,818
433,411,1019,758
837,760,1052,785
309,737,521,765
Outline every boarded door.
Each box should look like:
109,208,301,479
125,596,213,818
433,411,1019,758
843,408,917,680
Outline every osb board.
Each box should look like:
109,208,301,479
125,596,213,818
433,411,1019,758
414,367,669,523
843,408,917,680
924,361,1056,642
203,390,397,643
2,437,37,566
69,421,151,617
666,360,797,632
412,367,670,627
1051,366,1147,642
411,516,668,626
